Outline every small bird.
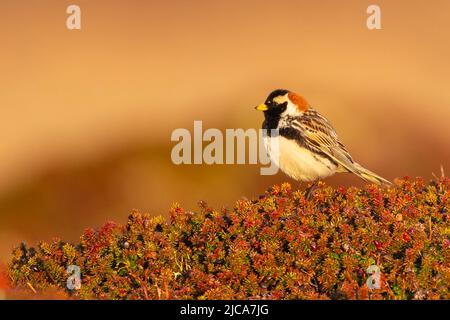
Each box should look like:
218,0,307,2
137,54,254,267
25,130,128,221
255,89,391,197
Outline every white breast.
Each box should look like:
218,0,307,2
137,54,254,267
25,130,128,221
264,135,337,182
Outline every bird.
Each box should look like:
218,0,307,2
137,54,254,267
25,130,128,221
255,89,391,198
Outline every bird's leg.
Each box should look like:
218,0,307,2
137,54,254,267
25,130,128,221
305,180,318,201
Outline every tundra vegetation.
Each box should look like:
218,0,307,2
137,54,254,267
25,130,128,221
5,176,449,299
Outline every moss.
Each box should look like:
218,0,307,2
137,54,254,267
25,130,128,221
7,177,450,299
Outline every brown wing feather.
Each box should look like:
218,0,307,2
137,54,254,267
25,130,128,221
293,108,392,185
294,108,355,171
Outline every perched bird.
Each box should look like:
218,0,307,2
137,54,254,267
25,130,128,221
255,89,391,197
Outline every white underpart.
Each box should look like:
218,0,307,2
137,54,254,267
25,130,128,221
264,135,338,182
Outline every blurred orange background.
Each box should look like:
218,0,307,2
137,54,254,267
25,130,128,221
0,0,449,262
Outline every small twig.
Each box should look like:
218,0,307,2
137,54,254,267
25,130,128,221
163,279,170,299
428,217,433,241
26,282,37,294
127,267,150,300
383,281,397,300
299,269,318,289
155,283,162,300
142,286,149,300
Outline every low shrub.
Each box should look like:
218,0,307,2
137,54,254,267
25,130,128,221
8,177,450,299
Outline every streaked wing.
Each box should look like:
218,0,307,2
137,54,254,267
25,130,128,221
292,108,356,172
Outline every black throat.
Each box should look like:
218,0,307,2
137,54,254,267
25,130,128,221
262,103,287,130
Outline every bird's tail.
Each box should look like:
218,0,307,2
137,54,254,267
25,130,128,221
352,163,392,186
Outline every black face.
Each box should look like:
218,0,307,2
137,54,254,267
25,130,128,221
264,89,289,115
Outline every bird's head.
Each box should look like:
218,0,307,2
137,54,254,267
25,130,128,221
255,89,310,117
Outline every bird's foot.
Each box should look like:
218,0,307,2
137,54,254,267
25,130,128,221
304,181,318,201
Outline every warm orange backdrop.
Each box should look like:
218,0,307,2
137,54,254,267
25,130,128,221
1,0,449,261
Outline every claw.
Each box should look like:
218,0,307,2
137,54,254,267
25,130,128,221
305,181,318,201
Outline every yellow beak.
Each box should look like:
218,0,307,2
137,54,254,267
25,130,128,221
255,103,268,111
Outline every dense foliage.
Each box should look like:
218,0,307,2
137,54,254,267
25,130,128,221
7,177,450,299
